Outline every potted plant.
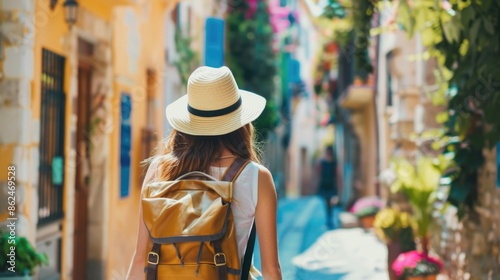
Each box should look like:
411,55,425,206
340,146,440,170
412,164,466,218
0,233,48,279
390,156,450,253
392,250,442,280
389,156,450,279
350,196,383,229
374,207,416,280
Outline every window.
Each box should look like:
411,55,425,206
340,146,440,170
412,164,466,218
386,51,394,107
38,49,66,226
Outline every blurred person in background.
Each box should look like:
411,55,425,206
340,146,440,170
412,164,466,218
316,146,341,229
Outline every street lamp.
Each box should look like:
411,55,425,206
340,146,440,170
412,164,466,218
63,0,79,29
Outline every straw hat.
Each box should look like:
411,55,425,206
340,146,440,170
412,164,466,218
166,66,266,136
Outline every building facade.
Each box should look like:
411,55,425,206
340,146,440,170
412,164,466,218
282,0,334,197
374,4,500,278
0,0,177,279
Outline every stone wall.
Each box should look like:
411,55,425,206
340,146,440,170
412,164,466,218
0,0,37,242
433,148,500,279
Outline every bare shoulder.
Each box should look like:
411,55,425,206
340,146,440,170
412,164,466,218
256,164,274,182
255,164,277,198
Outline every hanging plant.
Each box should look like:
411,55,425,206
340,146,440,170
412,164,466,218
321,0,376,74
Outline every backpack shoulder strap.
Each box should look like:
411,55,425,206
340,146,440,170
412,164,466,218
220,159,256,280
220,158,250,182
241,221,256,280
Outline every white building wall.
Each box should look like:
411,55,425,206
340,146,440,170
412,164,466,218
286,3,326,196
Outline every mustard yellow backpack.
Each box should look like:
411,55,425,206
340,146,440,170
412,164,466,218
141,158,256,280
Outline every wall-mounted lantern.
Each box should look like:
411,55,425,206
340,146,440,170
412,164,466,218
63,0,79,29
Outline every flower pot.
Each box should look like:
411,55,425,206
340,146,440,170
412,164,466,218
406,275,437,280
387,242,402,280
359,214,376,229
0,272,31,280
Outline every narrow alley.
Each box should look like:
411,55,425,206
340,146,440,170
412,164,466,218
2,0,500,279
254,197,388,280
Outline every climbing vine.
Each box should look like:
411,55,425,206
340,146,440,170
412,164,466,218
393,0,500,215
322,0,500,214
322,0,375,74
226,0,280,140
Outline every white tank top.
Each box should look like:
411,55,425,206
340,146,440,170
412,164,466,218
209,161,259,262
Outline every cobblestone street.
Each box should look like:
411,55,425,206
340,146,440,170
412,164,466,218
254,197,388,280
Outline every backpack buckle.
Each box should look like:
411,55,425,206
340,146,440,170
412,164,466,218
214,253,226,266
148,252,159,265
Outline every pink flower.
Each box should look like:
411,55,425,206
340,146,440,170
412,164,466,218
392,251,443,277
246,0,258,19
349,196,383,213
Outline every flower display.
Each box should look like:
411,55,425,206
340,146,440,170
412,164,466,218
390,156,450,253
392,250,442,277
350,196,383,217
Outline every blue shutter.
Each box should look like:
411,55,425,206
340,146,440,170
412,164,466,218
120,94,132,198
205,17,225,67
288,59,301,83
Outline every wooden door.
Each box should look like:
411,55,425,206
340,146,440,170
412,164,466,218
73,39,93,280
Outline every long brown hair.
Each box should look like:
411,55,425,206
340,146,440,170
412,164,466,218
150,123,261,181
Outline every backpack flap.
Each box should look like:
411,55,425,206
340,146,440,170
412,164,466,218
142,179,233,243
142,160,250,280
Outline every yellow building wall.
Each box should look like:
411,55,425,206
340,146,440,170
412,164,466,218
32,2,66,119
32,0,74,243
24,0,173,278
107,1,169,277
33,1,114,279
32,0,113,118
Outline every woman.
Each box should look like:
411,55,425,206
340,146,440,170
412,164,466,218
127,66,282,280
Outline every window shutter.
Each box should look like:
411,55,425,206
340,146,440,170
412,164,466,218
205,17,225,67
288,59,301,83
120,94,132,198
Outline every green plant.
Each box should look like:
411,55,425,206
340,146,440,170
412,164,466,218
374,208,416,252
351,0,376,74
174,28,199,87
390,156,451,253
0,233,48,276
394,0,500,213
322,0,345,20
321,1,352,46
226,0,279,141
333,0,500,216
321,0,375,74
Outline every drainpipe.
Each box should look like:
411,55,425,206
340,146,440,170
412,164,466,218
373,12,381,196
